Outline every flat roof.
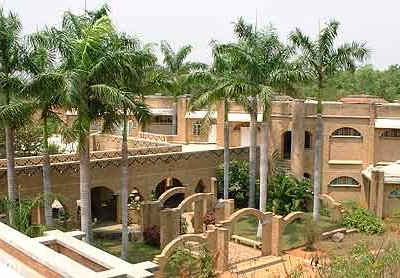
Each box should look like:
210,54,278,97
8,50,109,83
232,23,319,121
375,118,400,129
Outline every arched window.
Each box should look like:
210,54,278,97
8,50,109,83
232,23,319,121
304,131,311,149
304,173,311,180
329,176,359,186
331,127,361,137
381,129,400,138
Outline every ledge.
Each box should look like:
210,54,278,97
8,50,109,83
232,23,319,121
330,135,363,139
329,184,361,188
328,160,363,165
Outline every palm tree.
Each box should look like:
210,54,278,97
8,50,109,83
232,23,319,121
100,34,154,259
290,20,369,222
21,32,66,226
0,9,35,226
48,7,144,241
160,41,205,135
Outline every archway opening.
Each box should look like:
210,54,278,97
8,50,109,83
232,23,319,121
283,131,292,160
195,180,205,193
229,215,262,265
52,199,68,221
153,178,185,208
91,186,117,224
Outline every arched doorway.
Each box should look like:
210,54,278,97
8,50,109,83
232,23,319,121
283,131,292,160
195,180,205,193
91,186,117,223
153,178,185,208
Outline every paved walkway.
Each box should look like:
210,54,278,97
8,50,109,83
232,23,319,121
228,242,262,265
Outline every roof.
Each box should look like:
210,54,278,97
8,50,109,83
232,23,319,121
375,118,400,129
150,108,173,116
185,111,216,119
362,160,400,184
228,113,263,122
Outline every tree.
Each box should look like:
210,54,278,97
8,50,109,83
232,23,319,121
22,31,66,226
48,6,143,241
160,41,205,135
290,20,369,222
100,33,154,259
0,9,36,226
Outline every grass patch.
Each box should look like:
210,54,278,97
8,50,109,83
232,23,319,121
93,239,160,264
232,213,342,250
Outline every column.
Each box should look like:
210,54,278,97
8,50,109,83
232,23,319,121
159,209,180,249
291,100,305,178
261,214,272,256
177,96,189,142
271,215,284,256
215,227,229,273
369,169,379,214
194,199,206,233
375,170,385,219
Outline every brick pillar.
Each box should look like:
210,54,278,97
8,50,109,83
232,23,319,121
160,209,180,249
214,200,226,224
291,100,305,178
261,213,272,256
210,177,217,197
370,169,379,214
194,199,206,233
215,227,229,273
271,215,284,256
177,96,189,142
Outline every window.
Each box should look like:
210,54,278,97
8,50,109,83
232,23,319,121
192,122,202,136
330,176,359,186
381,129,400,138
151,115,172,125
304,131,311,149
283,131,292,160
304,173,311,180
331,127,361,137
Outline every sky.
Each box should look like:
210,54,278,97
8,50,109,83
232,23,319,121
2,0,399,69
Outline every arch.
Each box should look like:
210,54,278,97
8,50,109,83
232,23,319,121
283,211,306,225
331,127,361,137
91,186,117,223
319,194,339,207
329,176,359,186
282,131,292,160
176,193,214,211
304,131,311,149
381,129,400,138
195,179,205,193
157,187,187,206
51,199,69,221
153,177,185,199
156,234,207,259
221,208,271,227
171,178,183,187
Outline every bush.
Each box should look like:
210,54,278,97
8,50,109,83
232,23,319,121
203,211,215,226
216,160,258,208
342,207,384,234
143,225,160,247
267,174,313,216
165,244,216,278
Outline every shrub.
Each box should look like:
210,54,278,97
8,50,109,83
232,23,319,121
143,225,160,247
165,244,216,278
342,207,384,234
203,211,215,226
267,174,313,216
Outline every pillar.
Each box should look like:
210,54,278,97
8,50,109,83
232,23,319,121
177,96,189,142
214,200,226,224
215,227,229,273
194,199,206,233
291,100,305,178
210,177,217,197
160,209,180,249
369,170,378,214
271,215,284,256
375,170,385,219
261,214,272,256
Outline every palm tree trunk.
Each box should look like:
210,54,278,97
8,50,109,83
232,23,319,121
172,100,177,135
5,125,16,226
79,131,92,242
42,117,53,226
248,96,257,208
257,110,269,238
121,111,129,260
313,82,323,222
223,99,230,199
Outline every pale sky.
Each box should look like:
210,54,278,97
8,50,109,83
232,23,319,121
2,0,399,69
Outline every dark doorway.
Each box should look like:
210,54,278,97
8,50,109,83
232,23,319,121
163,193,185,208
195,180,205,193
283,131,292,160
305,131,311,149
91,186,117,223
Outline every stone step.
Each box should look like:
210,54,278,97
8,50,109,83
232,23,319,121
230,256,284,275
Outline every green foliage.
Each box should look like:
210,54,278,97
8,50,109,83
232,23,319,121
342,207,384,234
216,160,254,208
267,174,312,216
165,244,216,278
318,241,400,277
